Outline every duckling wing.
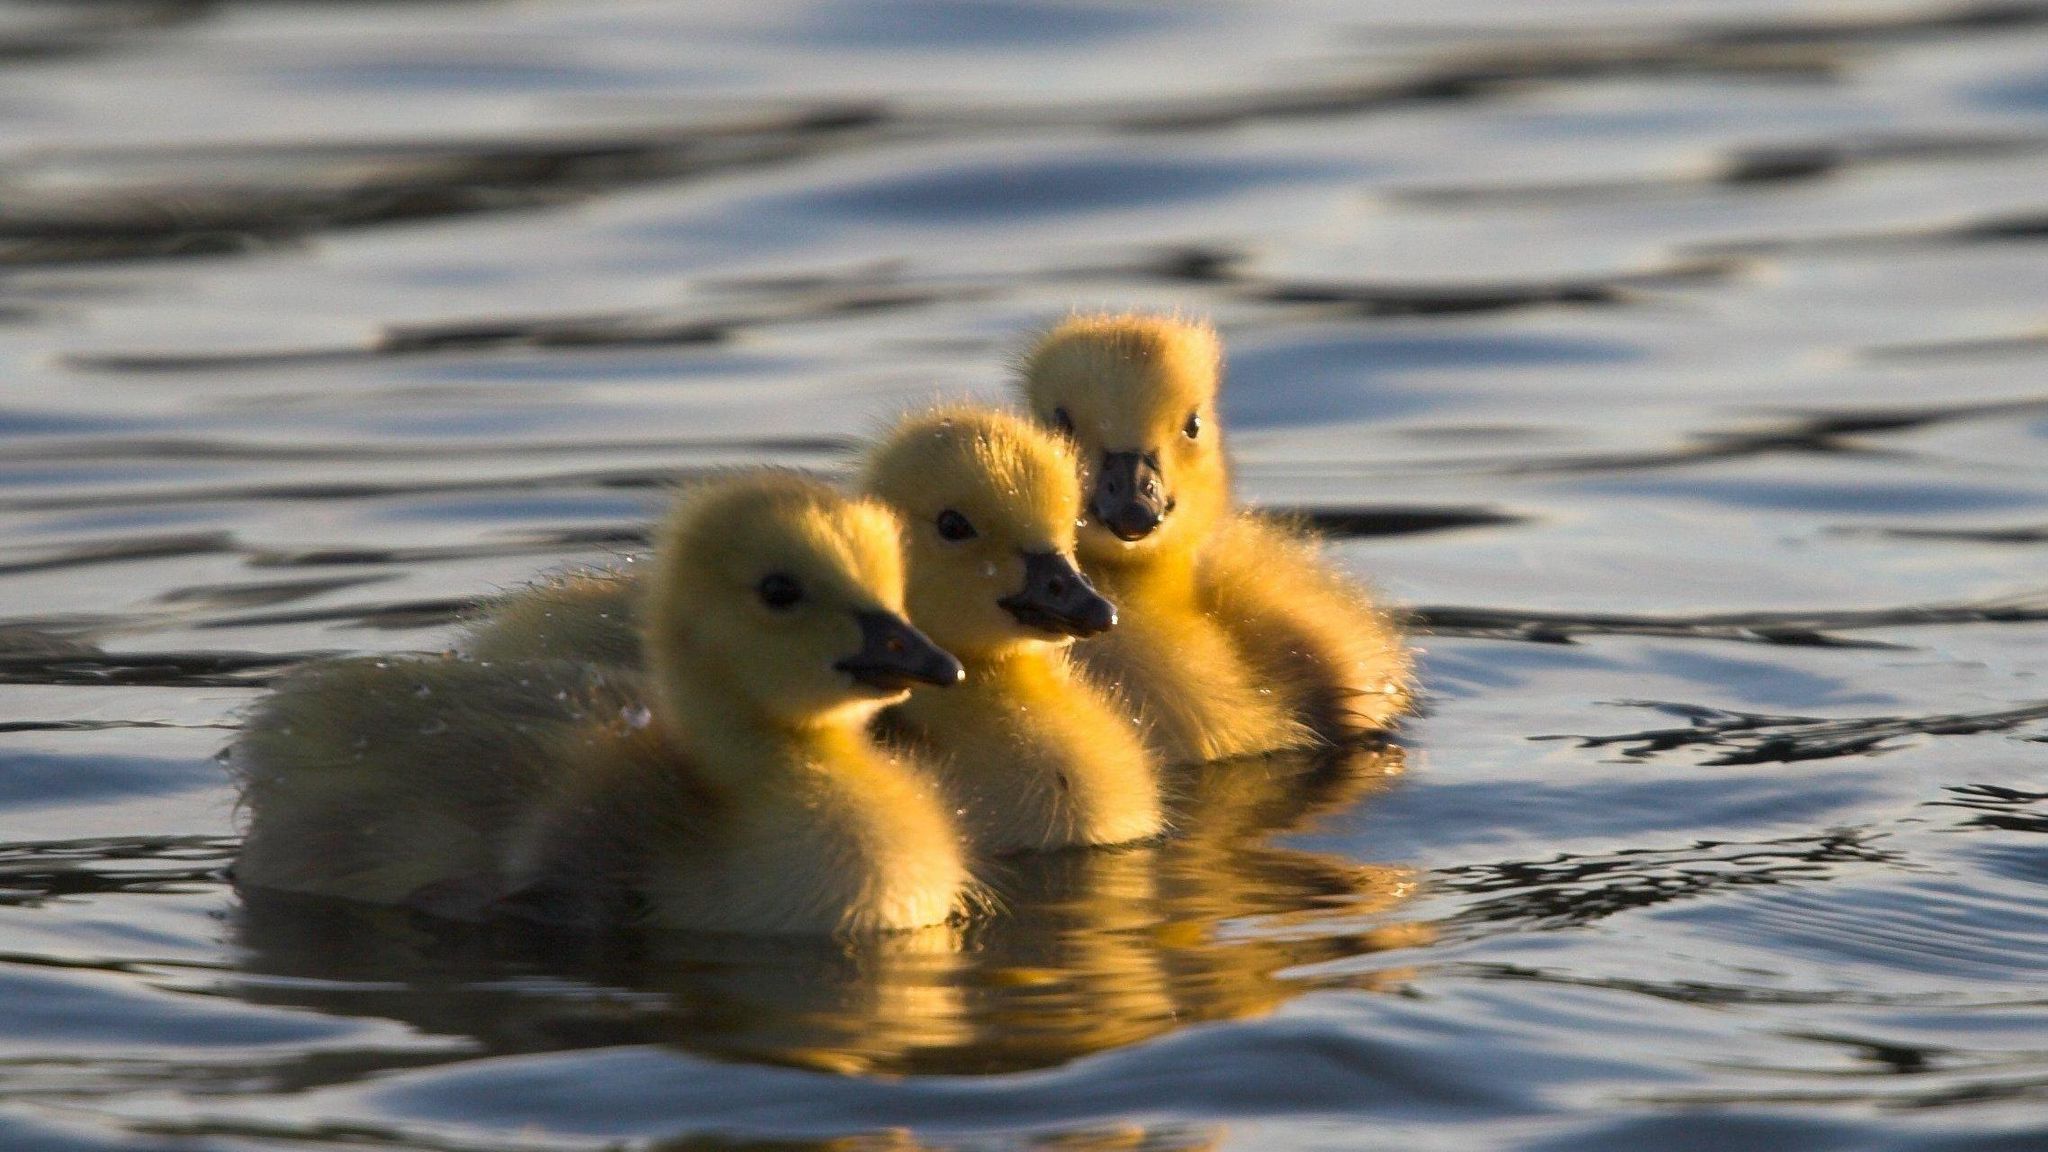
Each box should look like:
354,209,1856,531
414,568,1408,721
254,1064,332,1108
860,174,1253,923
1199,513,1414,739
460,570,643,666
230,655,644,916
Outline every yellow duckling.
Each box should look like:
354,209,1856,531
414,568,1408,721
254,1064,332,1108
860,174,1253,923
232,473,976,935
1019,313,1412,763
863,407,1162,854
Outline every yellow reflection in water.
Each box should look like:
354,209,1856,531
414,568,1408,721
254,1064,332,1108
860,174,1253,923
232,744,1430,1083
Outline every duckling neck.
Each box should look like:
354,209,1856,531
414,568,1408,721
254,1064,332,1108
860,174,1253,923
888,643,1014,726
651,669,857,785
703,707,871,790
1086,540,1201,616
957,643,1067,705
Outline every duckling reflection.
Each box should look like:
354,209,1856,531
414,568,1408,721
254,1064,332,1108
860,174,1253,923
230,889,975,1079
229,745,1428,1080
1020,313,1414,763
1148,744,1435,1015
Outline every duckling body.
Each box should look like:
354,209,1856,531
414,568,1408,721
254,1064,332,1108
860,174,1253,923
232,654,630,916
887,642,1159,854
1201,512,1412,735
1020,313,1412,762
1074,547,1307,764
233,474,974,935
865,409,1161,854
517,714,967,934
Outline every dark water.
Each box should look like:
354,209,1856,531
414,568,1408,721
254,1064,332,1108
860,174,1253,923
2,1,2046,1148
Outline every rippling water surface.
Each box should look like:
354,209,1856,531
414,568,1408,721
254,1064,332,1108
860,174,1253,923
2,2,2046,1149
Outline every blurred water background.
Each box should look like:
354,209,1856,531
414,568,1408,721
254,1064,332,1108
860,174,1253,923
1,1,2046,1149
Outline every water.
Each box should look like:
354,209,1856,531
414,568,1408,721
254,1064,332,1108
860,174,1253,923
2,1,2045,1148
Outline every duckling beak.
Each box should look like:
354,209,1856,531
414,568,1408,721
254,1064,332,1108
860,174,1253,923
999,551,1117,638
835,610,965,692
1090,451,1170,542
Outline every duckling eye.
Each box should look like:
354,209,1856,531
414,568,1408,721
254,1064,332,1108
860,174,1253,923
756,573,803,610
1051,407,1075,437
1183,410,1202,440
935,509,978,542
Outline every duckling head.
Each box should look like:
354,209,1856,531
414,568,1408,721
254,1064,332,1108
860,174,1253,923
642,473,963,731
1019,312,1229,566
864,407,1116,660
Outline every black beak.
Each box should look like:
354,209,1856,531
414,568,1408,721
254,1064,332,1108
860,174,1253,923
1090,451,1170,542
998,551,1117,638
835,611,964,692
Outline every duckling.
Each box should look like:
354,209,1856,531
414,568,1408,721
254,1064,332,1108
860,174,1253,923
232,473,976,935
863,407,1161,854
1019,313,1412,763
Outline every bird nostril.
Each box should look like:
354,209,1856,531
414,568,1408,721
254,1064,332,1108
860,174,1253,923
885,636,905,654
1048,576,1067,595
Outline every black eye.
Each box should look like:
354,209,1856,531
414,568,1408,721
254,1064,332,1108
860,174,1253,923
1051,407,1074,436
1183,410,1202,440
757,573,802,609
936,509,977,541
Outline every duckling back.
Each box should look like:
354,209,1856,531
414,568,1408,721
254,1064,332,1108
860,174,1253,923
461,570,642,667
231,654,639,917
